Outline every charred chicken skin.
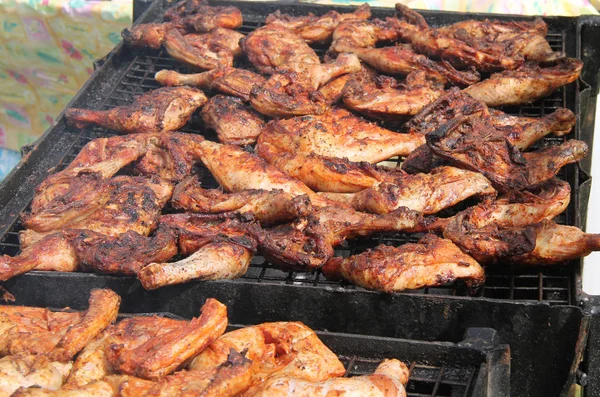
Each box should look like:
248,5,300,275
201,95,265,145
322,234,485,292
163,0,243,32
265,4,371,43
65,87,207,134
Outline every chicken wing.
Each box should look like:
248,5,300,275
171,176,312,225
463,58,583,106
320,166,495,214
0,289,119,361
242,25,320,74
138,241,253,290
189,322,345,384
265,4,371,43
163,28,244,70
331,41,480,86
65,87,207,134
246,359,409,397
0,355,72,396
105,299,227,380
322,234,484,292
122,23,171,49
250,53,361,118
343,71,443,119
427,115,587,191
201,95,265,145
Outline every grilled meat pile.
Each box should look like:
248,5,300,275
1,0,595,296
0,293,409,397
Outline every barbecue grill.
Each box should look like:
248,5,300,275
0,1,598,396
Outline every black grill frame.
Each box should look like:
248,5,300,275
0,2,597,396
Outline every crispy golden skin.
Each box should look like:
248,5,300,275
322,234,484,292
105,299,227,380
202,95,265,145
0,289,120,361
241,25,320,74
427,115,587,191
65,87,206,134
463,58,583,106
343,71,443,119
190,322,345,385
265,3,371,43
246,359,409,397
320,166,495,214
156,68,265,101
172,176,312,225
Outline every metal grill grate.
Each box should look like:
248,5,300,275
341,356,476,397
0,17,577,306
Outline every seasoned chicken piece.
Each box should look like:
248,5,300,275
246,359,409,397
197,140,329,207
0,355,72,396
265,3,371,43
11,380,115,397
163,28,244,70
442,178,572,263
330,41,480,86
322,234,484,292
139,241,253,290
331,18,401,48
317,74,351,105
257,108,425,164
0,289,119,361
320,166,495,214
250,53,361,118
343,71,443,119
427,115,587,191
164,1,243,32
437,17,563,63
241,25,320,74
65,87,207,134
155,68,265,101
402,89,576,173
190,322,345,385
64,332,114,387
122,23,171,49
105,299,227,380
202,95,265,145
172,176,312,225
394,4,521,71
22,175,172,238
464,58,583,106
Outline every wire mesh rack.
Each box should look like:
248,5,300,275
0,15,580,307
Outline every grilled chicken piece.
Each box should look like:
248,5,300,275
322,234,484,292
139,241,253,290
171,176,312,225
155,68,265,101
122,23,171,49
464,58,583,106
197,140,329,207
241,25,320,74
65,87,207,134
164,0,243,32
331,41,480,86
402,88,577,173
0,355,72,396
343,71,443,119
201,95,265,145
265,3,371,43
320,166,495,214
317,74,351,105
257,108,425,164
247,359,409,397
427,115,587,191
0,290,119,361
163,28,244,70
105,299,227,380
437,17,563,63
11,380,115,397
190,322,345,385
250,53,362,118
331,18,401,48
22,175,172,239
394,4,521,72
